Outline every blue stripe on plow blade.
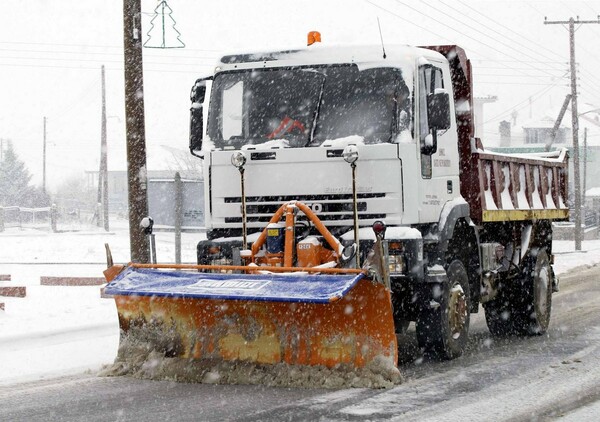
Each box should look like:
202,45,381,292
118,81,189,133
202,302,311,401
104,267,365,303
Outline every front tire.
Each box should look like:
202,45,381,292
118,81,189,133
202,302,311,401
416,260,470,359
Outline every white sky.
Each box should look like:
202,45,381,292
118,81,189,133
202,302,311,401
1,0,599,190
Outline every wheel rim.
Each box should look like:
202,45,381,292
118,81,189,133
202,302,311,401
535,261,550,319
448,283,468,339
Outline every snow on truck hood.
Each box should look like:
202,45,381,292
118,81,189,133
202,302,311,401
240,136,366,151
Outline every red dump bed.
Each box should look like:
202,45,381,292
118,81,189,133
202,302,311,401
425,45,569,225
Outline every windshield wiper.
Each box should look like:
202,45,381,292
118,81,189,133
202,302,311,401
307,72,326,146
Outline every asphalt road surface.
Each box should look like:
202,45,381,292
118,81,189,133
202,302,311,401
2,264,600,421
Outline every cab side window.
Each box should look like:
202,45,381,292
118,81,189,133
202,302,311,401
419,65,444,178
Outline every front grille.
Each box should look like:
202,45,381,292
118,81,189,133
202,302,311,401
222,193,387,224
224,214,387,223
224,193,385,203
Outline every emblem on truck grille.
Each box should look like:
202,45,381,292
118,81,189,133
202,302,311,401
305,203,323,213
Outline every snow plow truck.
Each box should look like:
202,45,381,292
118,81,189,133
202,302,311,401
104,39,569,384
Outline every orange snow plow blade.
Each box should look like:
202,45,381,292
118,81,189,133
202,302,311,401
102,201,400,386
104,264,398,371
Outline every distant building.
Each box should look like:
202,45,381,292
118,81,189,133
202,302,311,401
473,95,498,139
489,106,600,213
85,170,202,216
522,116,570,146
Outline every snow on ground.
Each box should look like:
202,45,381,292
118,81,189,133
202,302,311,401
1,219,600,387
0,218,204,386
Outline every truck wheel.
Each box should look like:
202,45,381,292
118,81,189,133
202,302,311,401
416,260,470,359
514,249,553,335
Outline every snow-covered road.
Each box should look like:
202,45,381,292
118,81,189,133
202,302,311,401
2,223,600,420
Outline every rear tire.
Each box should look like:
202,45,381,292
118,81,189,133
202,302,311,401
416,260,470,359
513,249,552,335
484,249,552,336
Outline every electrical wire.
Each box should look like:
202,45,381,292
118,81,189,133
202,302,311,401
483,73,569,124
0,46,219,61
0,62,212,73
366,0,588,111
453,0,600,99
376,0,597,113
421,0,569,78
0,39,220,53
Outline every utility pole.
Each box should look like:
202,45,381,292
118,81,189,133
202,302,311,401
123,0,150,263
583,127,587,213
43,117,47,194
100,65,109,232
545,16,600,251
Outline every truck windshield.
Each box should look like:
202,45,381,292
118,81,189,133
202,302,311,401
207,65,410,149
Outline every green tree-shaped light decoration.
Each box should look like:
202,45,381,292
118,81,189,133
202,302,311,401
144,0,185,49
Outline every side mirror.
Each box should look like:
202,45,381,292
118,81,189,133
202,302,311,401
427,89,451,131
190,78,210,158
421,89,451,155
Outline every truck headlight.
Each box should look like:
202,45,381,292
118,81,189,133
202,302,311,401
206,245,233,272
388,254,407,274
388,241,407,274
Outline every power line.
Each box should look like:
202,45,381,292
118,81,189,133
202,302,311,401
453,0,600,94
476,59,568,65
420,0,568,78
483,74,568,124
364,0,564,88
442,0,600,103
362,0,584,122
0,62,212,73
385,0,600,99
0,46,219,61
0,39,220,53
456,0,571,66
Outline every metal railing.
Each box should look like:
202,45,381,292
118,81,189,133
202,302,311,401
0,205,56,232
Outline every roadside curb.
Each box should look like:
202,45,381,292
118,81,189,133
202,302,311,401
40,277,106,286
0,286,26,298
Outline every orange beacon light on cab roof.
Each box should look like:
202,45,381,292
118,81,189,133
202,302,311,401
307,31,321,46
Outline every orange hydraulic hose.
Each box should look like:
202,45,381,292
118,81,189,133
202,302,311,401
284,204,295,267
242,201,343,264
294,202,342,255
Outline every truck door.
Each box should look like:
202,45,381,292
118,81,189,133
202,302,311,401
417,62,460,223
